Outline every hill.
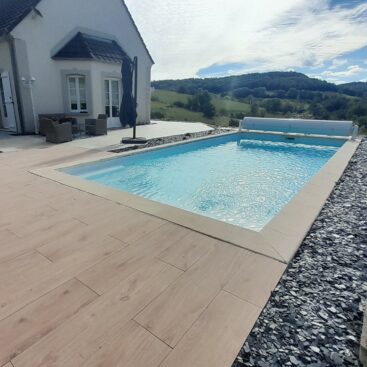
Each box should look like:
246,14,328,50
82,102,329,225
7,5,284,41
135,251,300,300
151,72,367,127
152,72,339,95
337,82,367,97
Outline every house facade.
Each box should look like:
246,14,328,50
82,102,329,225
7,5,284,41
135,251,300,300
0,0,153,134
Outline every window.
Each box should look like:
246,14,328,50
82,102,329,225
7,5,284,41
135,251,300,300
67,76,87,113
104,79,120,118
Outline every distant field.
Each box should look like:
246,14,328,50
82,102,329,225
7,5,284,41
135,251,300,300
151,90,252,126
151,98,211,124
151,89,311,127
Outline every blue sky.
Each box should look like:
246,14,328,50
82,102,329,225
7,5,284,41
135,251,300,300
198,45,367,84
126,0,367,83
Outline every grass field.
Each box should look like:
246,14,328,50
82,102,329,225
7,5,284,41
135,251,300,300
151,89,311,126
151,90,253,126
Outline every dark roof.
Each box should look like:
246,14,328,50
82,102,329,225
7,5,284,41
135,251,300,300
0,0,41,36
53,32,129,63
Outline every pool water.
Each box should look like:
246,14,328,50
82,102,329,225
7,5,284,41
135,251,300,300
64,133,343,231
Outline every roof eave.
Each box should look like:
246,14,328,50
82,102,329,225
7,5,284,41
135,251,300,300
52,57,93,61
0,0,43,38
52,56,123,65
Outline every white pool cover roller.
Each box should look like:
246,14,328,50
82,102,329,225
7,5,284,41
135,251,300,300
239,117,356,137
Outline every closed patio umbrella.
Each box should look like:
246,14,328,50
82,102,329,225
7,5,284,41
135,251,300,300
120,56,147,144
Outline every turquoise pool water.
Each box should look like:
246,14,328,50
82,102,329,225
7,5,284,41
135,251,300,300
64,133,344,231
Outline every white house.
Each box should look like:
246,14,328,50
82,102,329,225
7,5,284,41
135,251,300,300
0,0,154,134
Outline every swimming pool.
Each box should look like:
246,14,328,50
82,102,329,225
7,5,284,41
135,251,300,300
64,133,345,231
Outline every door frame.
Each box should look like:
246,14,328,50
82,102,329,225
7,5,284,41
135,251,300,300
0,71,17,132
104,78,122,129
0,78,5,129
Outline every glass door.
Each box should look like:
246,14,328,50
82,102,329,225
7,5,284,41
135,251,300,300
104,79,120,118
0,72,16,131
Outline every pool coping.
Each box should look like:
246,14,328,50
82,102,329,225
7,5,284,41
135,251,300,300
30,131,360,264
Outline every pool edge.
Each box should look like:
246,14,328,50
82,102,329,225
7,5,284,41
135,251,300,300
29,134,360,264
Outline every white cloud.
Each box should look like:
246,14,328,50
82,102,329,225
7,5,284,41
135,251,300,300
329,58,348,69
125,0,367,80
322,64,365,78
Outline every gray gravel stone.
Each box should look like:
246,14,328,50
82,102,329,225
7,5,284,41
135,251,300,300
109,128,231,153
233,139,367,367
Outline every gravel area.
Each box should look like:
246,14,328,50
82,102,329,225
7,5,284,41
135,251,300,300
109,128,231,153
233,139,367,367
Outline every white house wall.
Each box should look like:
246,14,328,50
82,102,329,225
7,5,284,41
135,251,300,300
11,0,153,125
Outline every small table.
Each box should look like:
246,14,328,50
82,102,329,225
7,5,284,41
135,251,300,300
71,122,85,137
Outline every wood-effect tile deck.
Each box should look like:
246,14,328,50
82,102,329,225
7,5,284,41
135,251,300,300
0,145,287,367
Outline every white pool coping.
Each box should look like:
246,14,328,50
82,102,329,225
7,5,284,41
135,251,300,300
30,131,360,264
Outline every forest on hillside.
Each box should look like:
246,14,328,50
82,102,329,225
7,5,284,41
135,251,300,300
152,72,367,127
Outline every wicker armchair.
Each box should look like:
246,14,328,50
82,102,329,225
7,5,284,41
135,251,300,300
39,118,55,136
39,115,77,136
85,118,107,136
46,121,73,144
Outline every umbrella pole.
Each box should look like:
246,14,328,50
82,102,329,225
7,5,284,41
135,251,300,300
133,56,138,139
121,56,146,145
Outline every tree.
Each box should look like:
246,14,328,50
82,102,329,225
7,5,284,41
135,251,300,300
250,102,259,116
202,103,216,118
357,116,367,127
264,99,282,113
350,101,367,116
186,90,216,118
178,86,187,94
323,96,348,112
233,87,252,99
282,102,295,114
309,102,328,120
274,90,286,98
252,87,267,98
286,88,298,99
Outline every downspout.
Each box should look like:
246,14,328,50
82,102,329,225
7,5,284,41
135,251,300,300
7,35,25,134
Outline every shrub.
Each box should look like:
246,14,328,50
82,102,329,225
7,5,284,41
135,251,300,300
229,118,239,127
151,111,166,119
357,116,367,127
173,101,185,108
234,112,245,119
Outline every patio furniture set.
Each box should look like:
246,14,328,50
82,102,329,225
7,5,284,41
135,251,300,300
38,114,108,144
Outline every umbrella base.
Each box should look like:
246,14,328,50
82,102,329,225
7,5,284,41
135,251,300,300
121,137,148,144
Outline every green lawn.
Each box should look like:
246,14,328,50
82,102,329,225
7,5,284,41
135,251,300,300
211,95,251,115
151,89,313,127
151,90,251,126
151,99,212,123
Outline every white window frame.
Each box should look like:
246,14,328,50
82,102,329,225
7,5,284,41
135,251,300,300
67,75,87,113
104,78,121,118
